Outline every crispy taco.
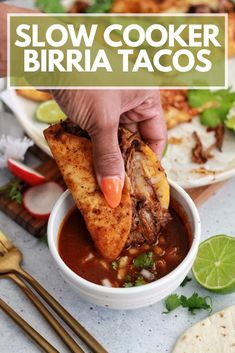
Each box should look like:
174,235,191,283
44,121,170,259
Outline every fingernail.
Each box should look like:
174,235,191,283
101,177,122,208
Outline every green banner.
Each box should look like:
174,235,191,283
9,14,227,88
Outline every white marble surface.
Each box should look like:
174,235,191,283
0,111,235,353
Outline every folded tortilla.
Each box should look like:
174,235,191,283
172,306,235,353
44,123,132,260
44,122,170,259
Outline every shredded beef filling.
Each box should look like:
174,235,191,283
207,124,225,152
120,130,171,247
192,125,225,164
192,131,214,164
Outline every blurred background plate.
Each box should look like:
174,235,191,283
0,89,51,156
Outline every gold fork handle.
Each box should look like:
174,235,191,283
0,298,59,353
9,273,85,353
16,268,107,353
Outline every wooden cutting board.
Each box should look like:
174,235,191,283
0,146,225,238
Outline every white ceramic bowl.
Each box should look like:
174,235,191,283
48,180,201,310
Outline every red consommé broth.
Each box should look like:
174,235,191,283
58,201,192,288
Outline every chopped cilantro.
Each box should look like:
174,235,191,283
163,292,212,315
0,180,23,204
35,0,65,13
200,108,221,128
180,276,192,287
214,89,235,103
133,252,154,269
164,294,181,313
123,275,147,288
123,282,133,288
217,101,233,122
180,293,212,315
188,88,235,128
125,275,131,282
135,276,146,286
188,90,215,108
111,261,118,270
86,0,113,13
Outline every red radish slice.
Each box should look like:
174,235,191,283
23,182,63,220
8,159,46,186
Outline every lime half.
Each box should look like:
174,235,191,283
36,100,67,124
192,235,235,294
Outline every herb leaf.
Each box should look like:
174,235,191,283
135,276,146,286
164,294,181,313
180,293,212,315
111,261,118,270
123,282,133,288
35,0,65,13
86,0,113,13
133,251,154,269
188,88,235,128
188,90,215,108
163,292,212,315
0,180,23,204
200,108,221,128
180,276,192,287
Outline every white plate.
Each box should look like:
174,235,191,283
0,89,51,156
1,59,235,189
162,117,235,188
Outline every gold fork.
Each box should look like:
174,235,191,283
0,272,84,353
0,297,59,353
0,230,107,353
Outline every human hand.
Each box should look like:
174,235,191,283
52,89,167,208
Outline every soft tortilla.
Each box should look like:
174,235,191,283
44,123,132,260
172,306,235,353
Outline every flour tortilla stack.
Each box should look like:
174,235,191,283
172,306,235,353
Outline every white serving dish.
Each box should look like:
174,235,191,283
47,180,201,310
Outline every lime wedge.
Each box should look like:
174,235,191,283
225,116,235,130
192,235,235,294
36,100,67,124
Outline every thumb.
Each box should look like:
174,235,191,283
91,125,125,208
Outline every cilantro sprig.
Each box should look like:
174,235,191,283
180,293,212,315
0,180,23,204
111,261,119,270
164,292,212,315
164,294,181,313
188,89,235,129
123,275,146,288
133,251,154,269
86,0,113,13
35,0,65,13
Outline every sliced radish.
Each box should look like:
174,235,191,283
23,182,63,220
8,159,46,186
